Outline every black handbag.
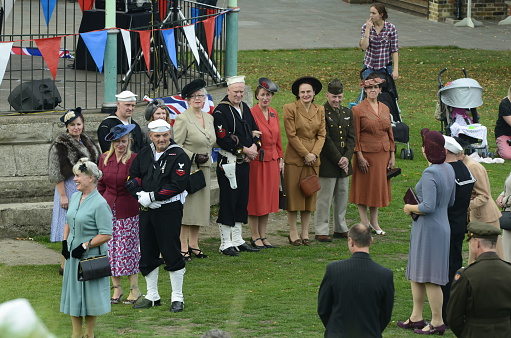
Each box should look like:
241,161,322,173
500,210,511,230
279,172,287,210
187,163,207,194
387,167,401,179
78,240,111,281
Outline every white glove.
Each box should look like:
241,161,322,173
136,191,153,207
148,201,163,209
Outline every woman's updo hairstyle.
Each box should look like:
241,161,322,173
72,157,103,182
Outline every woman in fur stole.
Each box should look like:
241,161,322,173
48,108,100,273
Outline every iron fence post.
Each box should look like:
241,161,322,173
225,0,239,78
102,0,118,114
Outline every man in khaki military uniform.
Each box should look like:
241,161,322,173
314,79,356,242
447,221,511,337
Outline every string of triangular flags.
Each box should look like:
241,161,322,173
0,8,231,84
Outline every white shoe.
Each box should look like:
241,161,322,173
369,224,386,236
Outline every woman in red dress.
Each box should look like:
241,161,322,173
98,124,141,305
247,78,283,249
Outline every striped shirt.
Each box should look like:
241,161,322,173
361,21,398,70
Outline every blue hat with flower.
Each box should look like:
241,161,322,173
105,124,136,141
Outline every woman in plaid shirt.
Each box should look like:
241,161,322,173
359,3,399,81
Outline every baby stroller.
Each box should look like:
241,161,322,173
373,70,414,160
436,68,488,156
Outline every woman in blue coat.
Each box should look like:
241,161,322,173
60,158,112,338
399,129,455,336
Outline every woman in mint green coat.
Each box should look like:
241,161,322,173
60,158,113,338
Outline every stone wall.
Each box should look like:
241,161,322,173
0,85,248,238
343,0,507,21
428,0,506,21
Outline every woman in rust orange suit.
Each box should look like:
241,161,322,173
349,73,395,236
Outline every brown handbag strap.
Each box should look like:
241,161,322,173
300,166,317,180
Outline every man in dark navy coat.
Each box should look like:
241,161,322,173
318,223,394,337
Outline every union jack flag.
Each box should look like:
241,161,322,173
11,46,74,59
143,94,215,126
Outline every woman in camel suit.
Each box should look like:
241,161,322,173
283,76,326,246
173,79,216,261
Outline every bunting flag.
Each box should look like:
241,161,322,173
138,30,151,72
161,29,178,69
215,13,225,37
203,17,215,56
34,36,61,79
40,0,57,26
120,29,131,70
191,8,199,24
159,0,167,22
79,30,108,73
0,42,14,86
3,0,16,21
182,24,200,65
11,46,73,58
77,0,94,12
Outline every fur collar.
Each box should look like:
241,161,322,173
48,133,101,183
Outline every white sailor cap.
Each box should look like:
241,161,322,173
443,135,463,154
148,119,171,133
115,90,138,102
226,75,245,86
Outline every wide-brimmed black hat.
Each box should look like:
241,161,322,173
60,107,82,125
291,76,322,96
105,124,136,141
181,79,207,99
258,77,279,93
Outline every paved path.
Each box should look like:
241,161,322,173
0,239,60,266
237,0,510,51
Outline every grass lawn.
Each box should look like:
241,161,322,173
1,46,510,337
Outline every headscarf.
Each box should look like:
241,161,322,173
421,128,446,164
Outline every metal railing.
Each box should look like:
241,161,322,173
0,0,227,113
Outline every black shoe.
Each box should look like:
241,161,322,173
220,246,239,256
170,301,184,312
250,238,265,249
237,242,259,252
181,251,192,262
261,237,275,248
189,247,208,258
133,297,161,309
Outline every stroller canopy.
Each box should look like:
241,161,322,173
438,78,483,109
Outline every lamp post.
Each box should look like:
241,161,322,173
225,0,239,77
102,0,118,114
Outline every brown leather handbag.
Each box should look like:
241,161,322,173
299,167,321,197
